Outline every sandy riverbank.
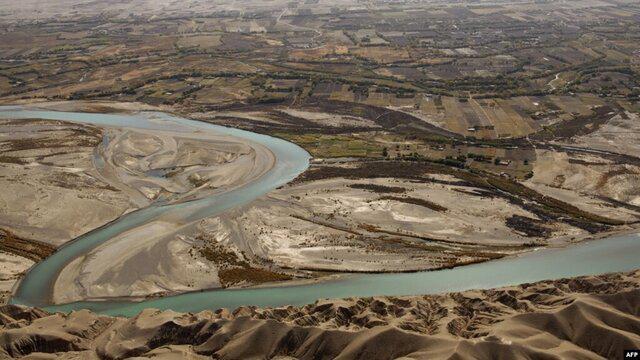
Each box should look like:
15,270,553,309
50,164,640,304
4,100,640,306
0,104,277,304
47,129,277,303
47,139,640,303
0,252,32,305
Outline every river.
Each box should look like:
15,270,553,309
1,106,638,317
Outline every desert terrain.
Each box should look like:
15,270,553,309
1,270,639,359
3,98,632,304
0,0,638,358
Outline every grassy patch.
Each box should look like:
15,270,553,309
505,215,552,237
199,243,248,268
349,183,406,193
0,156,27,164
218,268,292,287
198,241,292,287
274,132,382,158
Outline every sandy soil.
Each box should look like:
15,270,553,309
0,115,273,246
49,134,275,302
279,108,380,128
568,111,640,156
54,156,639,303
0,104,277,304
97,127,272,205
52,173,578,303
2,270,639,359
191,111,288,126
0,252,33,304
223,176,570,271
10,100,163,113
0,119,132,245
526,149,640,218
52,220,217,303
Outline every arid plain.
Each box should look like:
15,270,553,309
0,0,639,358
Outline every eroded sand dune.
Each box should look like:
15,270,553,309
1,270,639,359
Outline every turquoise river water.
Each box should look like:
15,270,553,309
1,106,638,317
